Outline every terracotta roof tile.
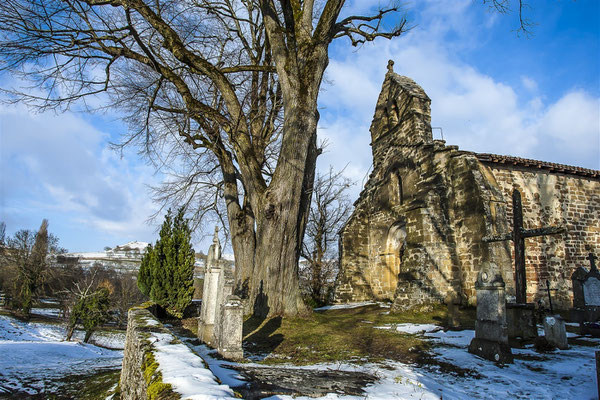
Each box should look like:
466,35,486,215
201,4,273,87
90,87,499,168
476,153,599,178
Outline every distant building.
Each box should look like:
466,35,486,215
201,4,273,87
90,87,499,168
55,241,234,276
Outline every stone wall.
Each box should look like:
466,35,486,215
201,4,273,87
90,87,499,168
120,305,235,399
481,161,600,309
120,306,179,400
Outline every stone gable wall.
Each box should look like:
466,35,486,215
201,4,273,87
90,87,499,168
484,164,600,309
336,70,513,310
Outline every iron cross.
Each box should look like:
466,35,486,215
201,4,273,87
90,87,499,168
483,189,565,304
587,252,598,272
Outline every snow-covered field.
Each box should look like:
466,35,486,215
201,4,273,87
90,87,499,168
179,322,599,400
0,314,124,395
1,309,598,399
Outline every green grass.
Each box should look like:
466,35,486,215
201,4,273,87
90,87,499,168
36,369,121,400
240,303,475,365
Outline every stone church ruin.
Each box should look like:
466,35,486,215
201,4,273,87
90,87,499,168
335,61,600,311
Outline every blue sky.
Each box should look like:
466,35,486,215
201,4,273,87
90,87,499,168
1,0,599,253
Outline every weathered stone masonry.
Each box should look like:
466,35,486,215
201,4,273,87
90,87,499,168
335,66,599,311
120,305,235,399
478,155,600,308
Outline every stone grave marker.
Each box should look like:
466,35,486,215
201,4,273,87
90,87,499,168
583,253,600,306
571,253,600,336
468,262,513,363
218,295,244,360
198,226,244,359
543,315,568,350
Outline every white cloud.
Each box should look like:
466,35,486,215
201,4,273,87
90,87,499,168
0,103,161,250
319,0,599,197
521,76,538,92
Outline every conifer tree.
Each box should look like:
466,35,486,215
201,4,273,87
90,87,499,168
139,208,195,318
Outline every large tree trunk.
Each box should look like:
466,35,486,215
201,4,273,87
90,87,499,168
249,103,319,317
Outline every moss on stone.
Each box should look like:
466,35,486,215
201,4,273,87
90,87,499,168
142,350,179,400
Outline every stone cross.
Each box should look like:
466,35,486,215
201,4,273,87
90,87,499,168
483,189,565,304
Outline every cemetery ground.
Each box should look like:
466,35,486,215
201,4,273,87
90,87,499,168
1,302,598,399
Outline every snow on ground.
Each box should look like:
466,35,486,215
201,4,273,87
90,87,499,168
377,323,441,335
150,332,236,399
31,307,62,318
0,315,124,395
179,322,598,400
314,302,378,311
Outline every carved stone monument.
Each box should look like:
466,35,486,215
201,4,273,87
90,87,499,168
583,253,600,306
217,295,244,360
571,253,600,336
198,227,244,359
468,262,513,363
198,227,223,345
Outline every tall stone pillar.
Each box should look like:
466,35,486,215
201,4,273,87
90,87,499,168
468,262,513,363
198,227,223,345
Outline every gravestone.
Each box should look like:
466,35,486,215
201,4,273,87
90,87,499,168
570,253,600,336
218,295,244,360
543,315,568,350
213,266,235,347
583,253,600,306
468,262,513,363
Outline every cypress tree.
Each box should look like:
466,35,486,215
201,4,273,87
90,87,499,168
139,208,195,318
170,209,195,317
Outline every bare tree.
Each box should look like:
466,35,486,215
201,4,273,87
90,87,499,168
0,0,409,317
0,222,6,246
0,1,530,316
64,265,113,342
1,220,65,316
301,166,353,305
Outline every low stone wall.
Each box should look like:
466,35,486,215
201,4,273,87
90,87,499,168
120,305,235,399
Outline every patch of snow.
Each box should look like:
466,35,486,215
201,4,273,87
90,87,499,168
185,323,597,400
425,329,475,347
377,324,441,335
151,332,236,399
186,342,247,388
67,251,109,258
314,302,377,311
117,241,149,251
31,307,62,318
0,315,122,395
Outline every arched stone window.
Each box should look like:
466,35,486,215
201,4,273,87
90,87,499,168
385,98,400,128
384,222,407,293
390,172,403,205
